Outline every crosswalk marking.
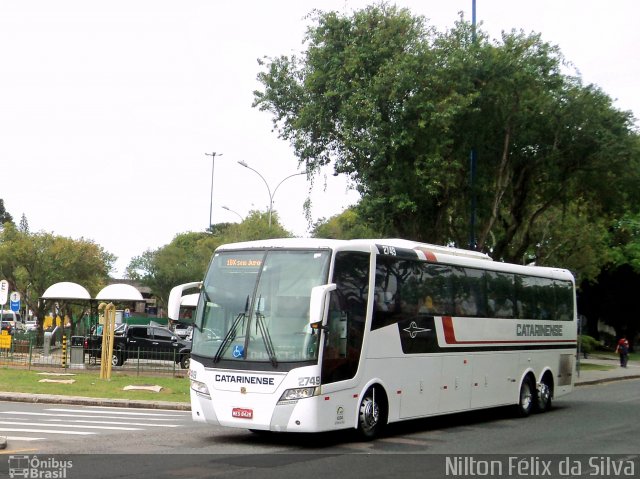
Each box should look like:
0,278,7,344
0,411,181,425
30,418,179,427
46,408,188,417
4,436,46,441
1,405,190,444
0,428,96,435
0,421,144,431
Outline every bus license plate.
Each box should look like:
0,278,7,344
232,408,253,419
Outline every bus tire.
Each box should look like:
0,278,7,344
536,374,553,413
516,376,535,417
357,386,387,441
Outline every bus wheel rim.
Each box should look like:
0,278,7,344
521,381,532,411
538,382,550,407
360,397,379,431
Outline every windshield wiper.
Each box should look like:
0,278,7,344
213,295,249,363
255,311,278,367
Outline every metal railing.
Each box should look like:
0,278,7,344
0,334,188,377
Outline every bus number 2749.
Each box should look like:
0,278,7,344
298,376,321,387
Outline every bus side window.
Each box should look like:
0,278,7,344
325,293,347,358
322,251,369,384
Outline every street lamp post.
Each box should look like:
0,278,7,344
222,205,244,222
205,152,223,232
237,160,305,228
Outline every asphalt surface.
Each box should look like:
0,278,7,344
0,355,637,450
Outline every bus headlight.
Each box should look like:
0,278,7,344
277,387,319,404
190,379,211,397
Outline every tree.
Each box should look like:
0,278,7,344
0,223,115,326
0,199,13,226
312,207,381,239
126,231,216,307
19,214,29,233
126,211,293,308
254,4,640,281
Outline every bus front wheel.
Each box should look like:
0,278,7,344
357,386,387,441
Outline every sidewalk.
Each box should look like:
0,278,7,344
575,356,640,385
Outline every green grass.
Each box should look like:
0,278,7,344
0,367,190,403
579,362,617,371
588,351,638,362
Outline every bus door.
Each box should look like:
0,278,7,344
321,251,369,388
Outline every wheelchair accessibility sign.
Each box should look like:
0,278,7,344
232,344,244,358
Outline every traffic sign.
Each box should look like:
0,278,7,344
9,291,20,312
0,280,8,306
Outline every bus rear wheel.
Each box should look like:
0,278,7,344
536,376,553,413
516,376,535,417
357,386,387,440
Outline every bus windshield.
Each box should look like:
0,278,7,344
192,249,331,365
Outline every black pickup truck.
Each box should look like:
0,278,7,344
83,324,191,369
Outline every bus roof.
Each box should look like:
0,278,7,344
215,238,573,281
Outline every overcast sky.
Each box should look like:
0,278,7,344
1,0,638,277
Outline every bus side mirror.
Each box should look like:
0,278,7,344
309,283,337,329
168,282,202,320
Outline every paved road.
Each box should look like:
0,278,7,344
0,357,637,479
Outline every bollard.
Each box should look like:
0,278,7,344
61,335,67,368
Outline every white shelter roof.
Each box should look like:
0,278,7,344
95,283,143,301
41,282,92,300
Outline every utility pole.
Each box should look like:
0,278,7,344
205,152,223,232
469,0,478,250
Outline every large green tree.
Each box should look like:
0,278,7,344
0,223,115,325
254,4,640,281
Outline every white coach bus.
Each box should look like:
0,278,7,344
171,238,576,439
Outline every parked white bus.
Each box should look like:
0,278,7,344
171,238,576,439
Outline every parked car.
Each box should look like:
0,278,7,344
173,321,193,340
84,324,191,369
24,319,38,332
1,319,25,335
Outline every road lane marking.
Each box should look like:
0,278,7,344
45,408,187,417
4,436,45,441
0,428,95,435
0,411,183,421
0,421,143,431
42,419,180,427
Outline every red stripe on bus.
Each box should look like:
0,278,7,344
441,316,577,345
414,247,438,262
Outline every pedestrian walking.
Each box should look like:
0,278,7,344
615,336,630,368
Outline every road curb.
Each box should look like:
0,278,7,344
0,392,190,411
575,375,640,387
